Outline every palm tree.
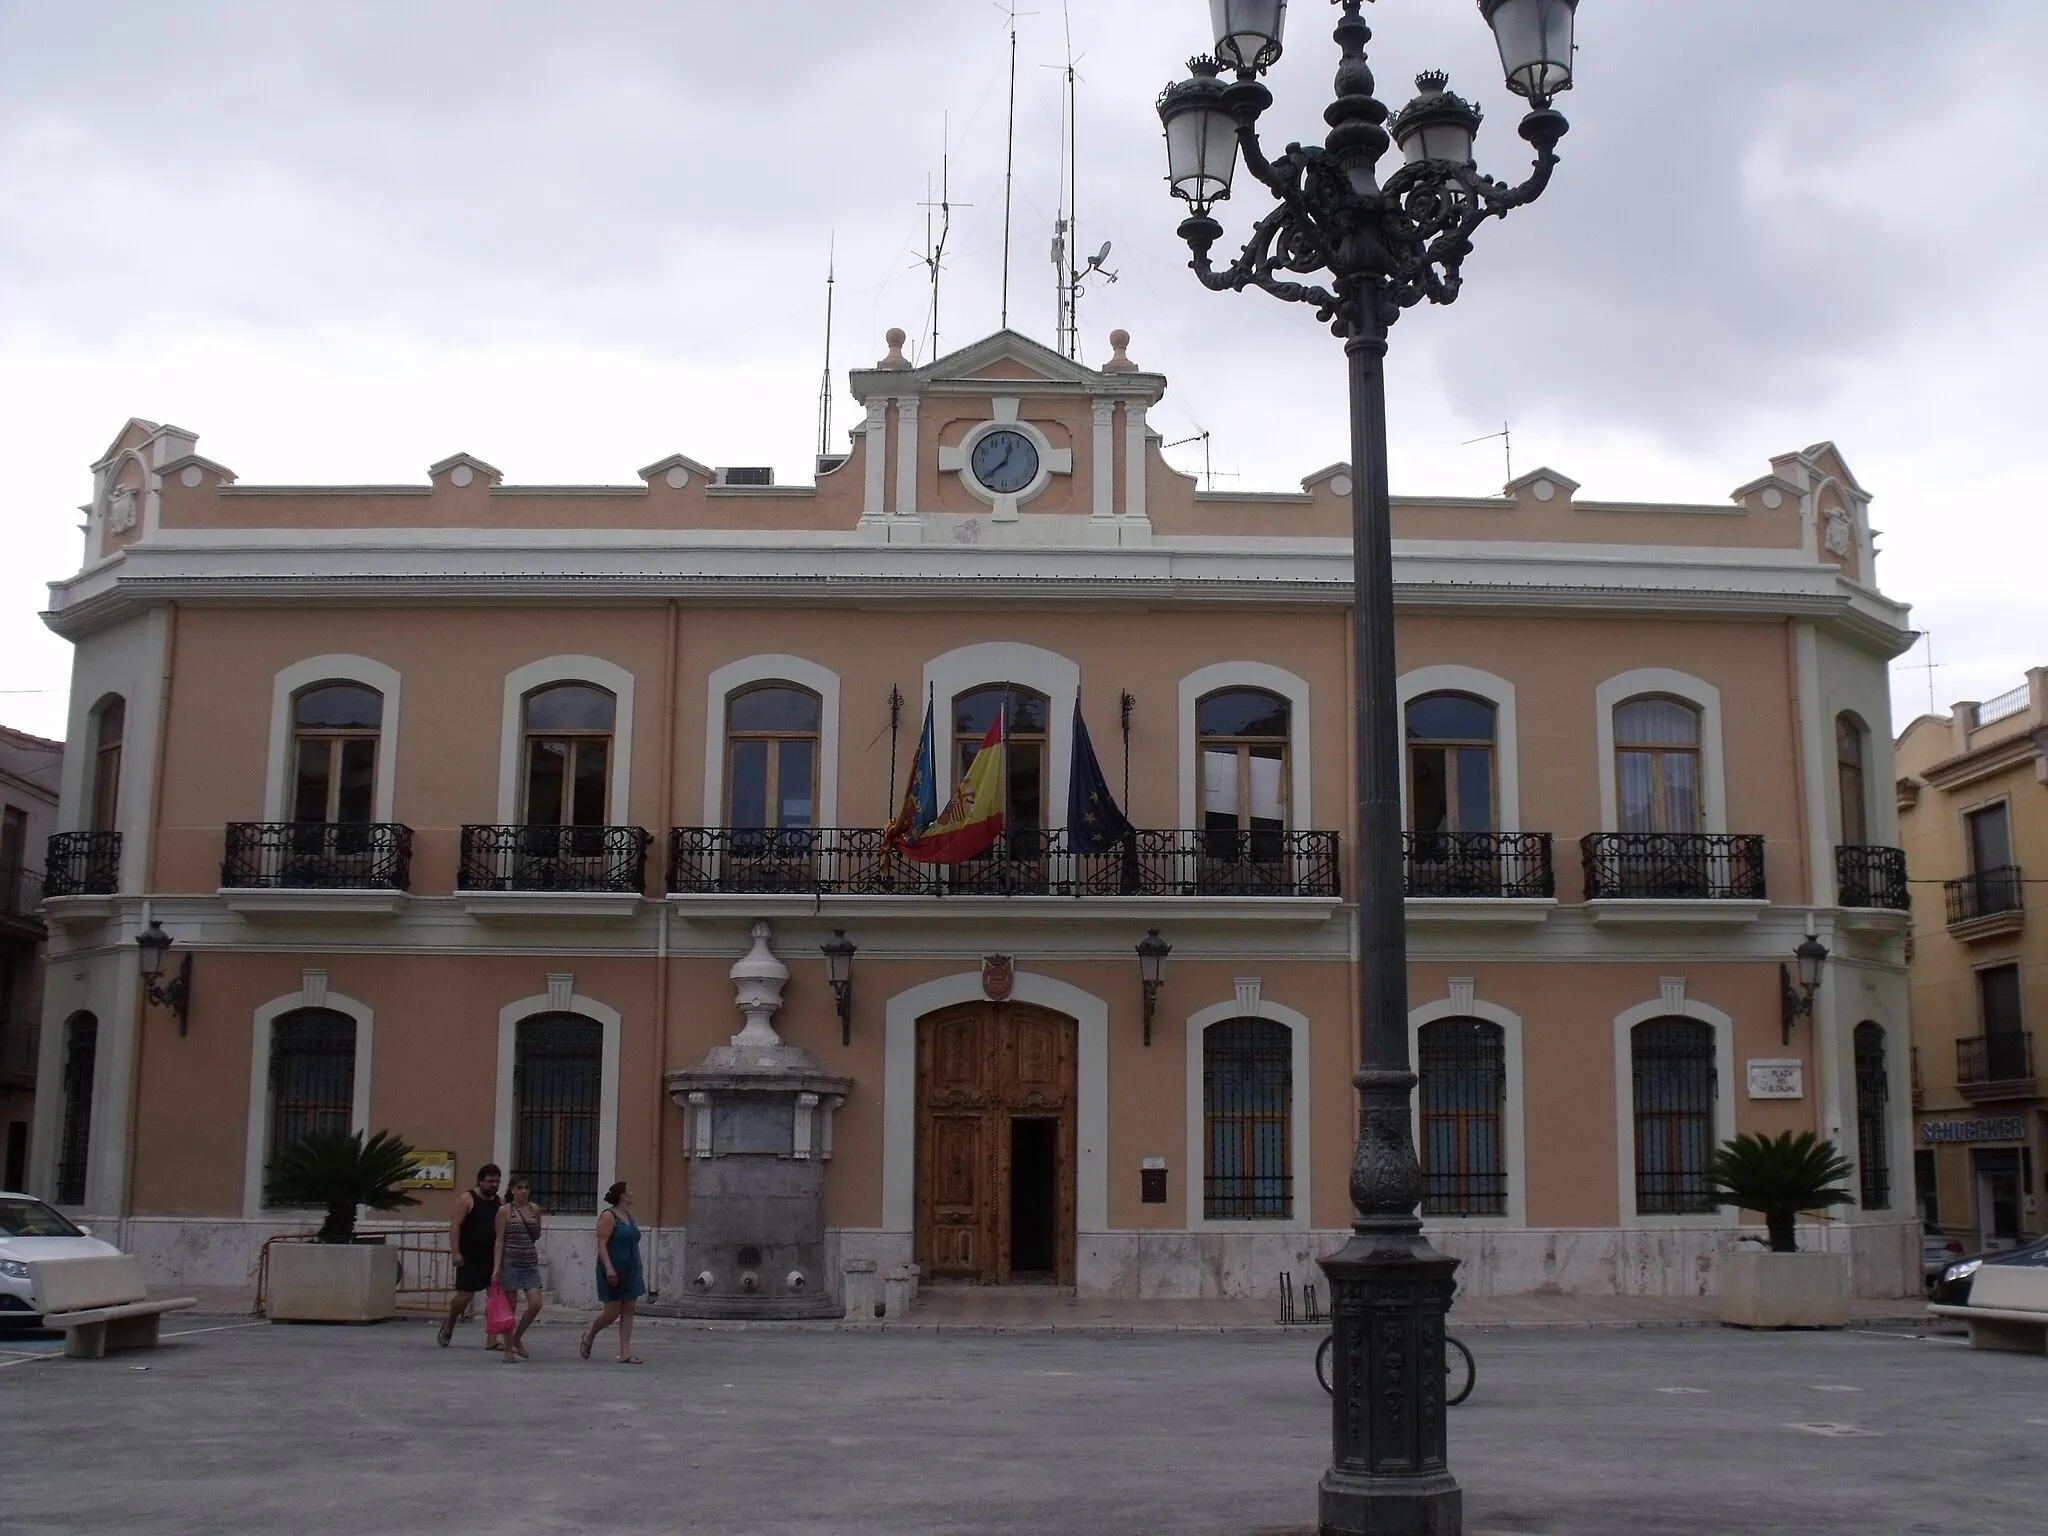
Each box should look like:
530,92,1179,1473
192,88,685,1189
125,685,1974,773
1705,1130,1854,1253
268,1128,421,1243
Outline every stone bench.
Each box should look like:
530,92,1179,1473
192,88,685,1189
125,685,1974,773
1929,1265,2048,1354
30,1255,197,1360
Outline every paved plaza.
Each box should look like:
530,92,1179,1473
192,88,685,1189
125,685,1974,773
3,1318,2043,1534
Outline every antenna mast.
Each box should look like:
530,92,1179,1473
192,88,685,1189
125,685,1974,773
816,236,836,460
1462,421,1513,483
1047,4,1113,360
1000,2,1022,329
918,125,965,362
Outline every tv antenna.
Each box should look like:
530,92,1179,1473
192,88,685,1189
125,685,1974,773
917,124,969,361
816,235,836,461
997,1,1036,329
1165,428,1235,492
1463,421,1513,483
1045,4,1114,359
1900,630,1948,717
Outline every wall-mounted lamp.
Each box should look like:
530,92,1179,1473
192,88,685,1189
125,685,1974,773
1136,928,1172,1047
821,929,858,1046
136,920,192,1036
1779,932,1829,1045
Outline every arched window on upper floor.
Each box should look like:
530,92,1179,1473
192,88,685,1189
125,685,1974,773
522,684,616,827
1614,696,1703,835
291,683,382,825
726,685,822,833
1406,692,1497,836
1836,713,1869,846
1197,689,1289,863
90,697,125,833
954,683,1051,858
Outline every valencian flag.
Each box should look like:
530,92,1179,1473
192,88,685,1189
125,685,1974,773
892,709,1008,864
1066,697,1134,854
884,697,941,850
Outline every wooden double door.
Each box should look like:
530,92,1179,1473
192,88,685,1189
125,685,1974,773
915,1002,1076,1285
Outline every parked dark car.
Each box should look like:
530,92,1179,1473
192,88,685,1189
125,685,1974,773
1931,1232,2048,1307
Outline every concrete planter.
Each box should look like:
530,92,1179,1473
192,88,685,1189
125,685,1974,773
267,1241,397,1324
1718,1250,1849,1329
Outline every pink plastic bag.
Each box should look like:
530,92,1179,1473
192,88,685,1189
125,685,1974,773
485,1283,515,1335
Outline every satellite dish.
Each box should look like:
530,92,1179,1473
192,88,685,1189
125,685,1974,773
1090,241,1113,267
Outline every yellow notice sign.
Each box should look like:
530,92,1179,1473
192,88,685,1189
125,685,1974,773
401,1150,457,1190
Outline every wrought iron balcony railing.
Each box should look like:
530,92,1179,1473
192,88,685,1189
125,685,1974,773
1580,833,1767,901
1945,866,2023,928
0,864,42,921
667,827,1342,899
43,831,121,898
1402,831,1553,899
459,824,650,895
1957,1032,2033,1086
222,822,414,891
1836,845,1909,910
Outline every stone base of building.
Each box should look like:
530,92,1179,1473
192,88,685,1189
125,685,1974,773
107,1215,1921,1306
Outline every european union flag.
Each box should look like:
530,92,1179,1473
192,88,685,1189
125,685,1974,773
1067,698,1134,855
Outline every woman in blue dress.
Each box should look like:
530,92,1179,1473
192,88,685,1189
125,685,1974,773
580,1180,645,1364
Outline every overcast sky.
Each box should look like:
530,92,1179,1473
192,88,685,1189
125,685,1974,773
3,1,2042,744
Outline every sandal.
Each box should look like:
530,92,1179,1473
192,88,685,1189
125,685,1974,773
436,1320,453,1348
617,1355,645,1365
578,1329,594,1361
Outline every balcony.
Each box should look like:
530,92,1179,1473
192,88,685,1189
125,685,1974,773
1836,845,1909,910
666,827,1342,914
0,865,43,935
1945,866,2023,940
1580,832,1768,927
1956,1032,2035,1103
220,822,414,918
459,824,651,919
0,1018,36,1089
1401,831,1556,928
43,831,120,900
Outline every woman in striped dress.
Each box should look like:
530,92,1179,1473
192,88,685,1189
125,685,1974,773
492,1176,545,1362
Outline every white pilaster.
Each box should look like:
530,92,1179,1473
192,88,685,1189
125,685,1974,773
893,396,920,518
1090,400,1116,517
1123,402,1148,522
860,399,889,524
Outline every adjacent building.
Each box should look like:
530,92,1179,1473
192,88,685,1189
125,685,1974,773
1898,668,2048,1252
31,328,1921,1304
1,724,62,1193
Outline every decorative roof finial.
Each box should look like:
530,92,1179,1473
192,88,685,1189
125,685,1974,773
878,327,911,370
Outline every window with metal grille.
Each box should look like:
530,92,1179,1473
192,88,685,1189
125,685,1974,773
56,1012,97,1205
1203,1019,1291,1219
1419,1018,1506,1216
265,1010,356,1203
1632,1018,1717,1215
514,1014,602,1212
1853,1021,1890,1210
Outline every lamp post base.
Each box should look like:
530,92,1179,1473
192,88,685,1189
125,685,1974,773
1319,1470,1462,1536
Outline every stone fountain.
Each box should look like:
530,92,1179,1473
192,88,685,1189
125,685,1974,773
662,921,850,1319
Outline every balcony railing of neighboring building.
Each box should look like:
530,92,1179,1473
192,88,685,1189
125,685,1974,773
1835,844,1910,910
222,822,414,891
666,827,1343,900
1944,866,2024,929
0,864,43,923
1956,1032,2034,1088
1402,832,1554,899
43,831,121,898
1579,833,1768,901
458,824,651,895
0,1018,37,1087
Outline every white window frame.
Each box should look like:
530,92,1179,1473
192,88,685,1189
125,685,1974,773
1184,996,1313,1232
243,977,373,1218
922,643,1080,825
264,655,403,824
1397,665,1519,832
1408,984,1527,1229
703,654,842,828
1178,662,1313,831
1612,992,1736,1229
1594,668,1726,834
493,990,622,1210
498,655,636,824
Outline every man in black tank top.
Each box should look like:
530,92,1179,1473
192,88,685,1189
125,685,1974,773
437,1164,503,1347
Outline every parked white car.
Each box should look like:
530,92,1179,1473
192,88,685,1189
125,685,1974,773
0,1192,123,1327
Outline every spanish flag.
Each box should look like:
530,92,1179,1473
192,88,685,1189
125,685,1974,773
899,711,1006,864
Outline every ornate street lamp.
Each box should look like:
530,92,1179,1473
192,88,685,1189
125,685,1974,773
136,919,192,1035
1135,928,1172,1046
1780,932,1830,1045
1158,4,1576,1531
821,929,857,1046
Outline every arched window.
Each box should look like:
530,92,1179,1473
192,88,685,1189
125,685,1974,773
953,684,1050,857
1203,1019,1292,1219
514,1014,602,1211
291,684,382,825
1854,1022,1891,1210
1631,1018,1717,1215
1418,1018,1505,1216
265,1010,356,1202
90,698,125,833
1836,714,1868,846
56,1012,97,1206
1406,693,1496,835
1198,689,1289,861
1614,697,1702,835
726,685,821,832
522,684,615,827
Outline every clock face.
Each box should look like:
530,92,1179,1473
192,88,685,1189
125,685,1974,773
970,429,1040,495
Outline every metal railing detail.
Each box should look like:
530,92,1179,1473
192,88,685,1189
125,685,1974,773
1957,1032,2033,1086
666,827,1342,899
1945,866,2022,927
1580,833,1766,901
1835,845,1908,910
43,831,120,898
0,865,42,920
1402,832,1553,899
458,824,650,895
222,822,413,891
